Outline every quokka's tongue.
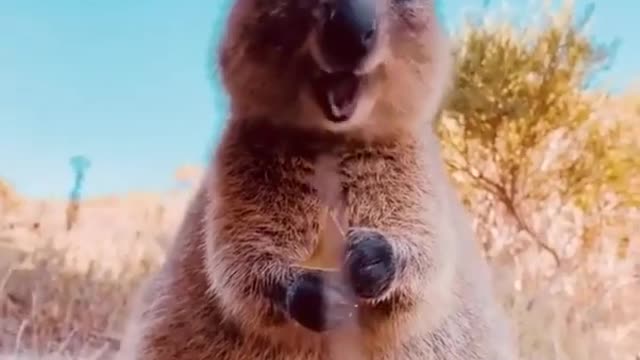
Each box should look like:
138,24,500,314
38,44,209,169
326,73,359,120
314,72,360,122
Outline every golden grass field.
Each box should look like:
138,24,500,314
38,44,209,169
0,171,638,360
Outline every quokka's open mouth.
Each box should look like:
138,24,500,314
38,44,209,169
310,69,363,123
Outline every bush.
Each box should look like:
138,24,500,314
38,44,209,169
437,2,640,358
438,0,638,266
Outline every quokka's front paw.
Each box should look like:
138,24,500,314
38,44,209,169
286,270,356,332
344,228,396,300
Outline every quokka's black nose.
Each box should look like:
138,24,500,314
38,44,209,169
318,0,377,71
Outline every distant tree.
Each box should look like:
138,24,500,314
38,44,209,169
66,155,91,231
437,1,637,265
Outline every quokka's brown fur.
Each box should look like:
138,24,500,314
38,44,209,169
118,0,517,359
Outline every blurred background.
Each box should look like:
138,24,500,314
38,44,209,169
0,0,638,359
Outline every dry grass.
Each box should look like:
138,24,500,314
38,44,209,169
0,187,191,359
0,177,638,360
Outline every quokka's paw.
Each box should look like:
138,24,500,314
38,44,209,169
286,270,356,332
344,228,396,300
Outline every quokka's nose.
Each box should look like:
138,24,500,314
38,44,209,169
317,0,377,71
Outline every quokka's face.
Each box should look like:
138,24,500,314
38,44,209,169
219,0,451,133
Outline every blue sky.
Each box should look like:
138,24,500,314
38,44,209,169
0,0,637,199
